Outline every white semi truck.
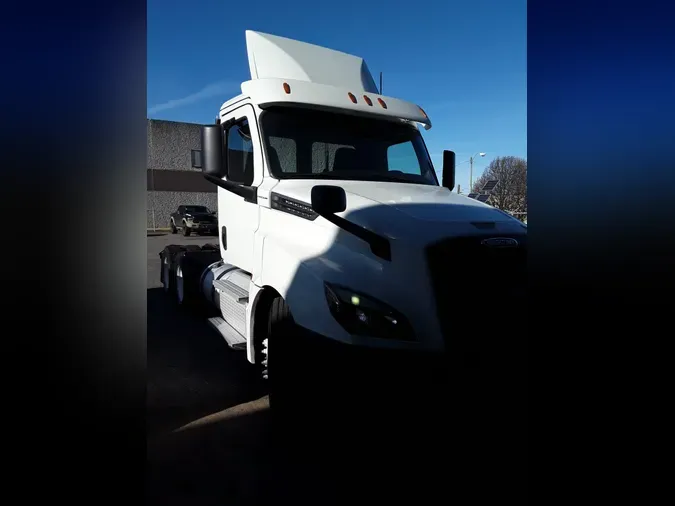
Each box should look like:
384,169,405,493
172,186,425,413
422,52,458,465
160,30,527,404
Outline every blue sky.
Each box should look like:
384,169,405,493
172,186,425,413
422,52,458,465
148,0,526,192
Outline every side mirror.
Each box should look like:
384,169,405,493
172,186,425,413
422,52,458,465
311,185,347,216
442,150,455,190
201,125,226,178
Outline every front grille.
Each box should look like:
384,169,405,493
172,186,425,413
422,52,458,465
426,234,526,359
191,216,215,224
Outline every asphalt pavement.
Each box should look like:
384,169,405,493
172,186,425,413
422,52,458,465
147,232,272,505
146,233,528,505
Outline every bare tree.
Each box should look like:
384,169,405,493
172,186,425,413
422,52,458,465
471,156,527,220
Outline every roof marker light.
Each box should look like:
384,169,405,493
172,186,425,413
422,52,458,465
363,95,373,106
377,98,387,109
283,82,291,94
348,92,357,104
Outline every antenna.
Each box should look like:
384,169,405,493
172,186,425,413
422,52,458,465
379,72,383,95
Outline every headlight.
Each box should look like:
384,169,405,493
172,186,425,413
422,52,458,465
324,282,415,341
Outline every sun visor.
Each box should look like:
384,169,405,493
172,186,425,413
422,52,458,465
241,78,432,130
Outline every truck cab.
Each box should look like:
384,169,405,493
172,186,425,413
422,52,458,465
166,30,525,393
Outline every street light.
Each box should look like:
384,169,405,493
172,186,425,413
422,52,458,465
458,152,486,192
470,152,486,191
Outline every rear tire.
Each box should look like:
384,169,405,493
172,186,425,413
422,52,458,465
160,245,201,298
159,245,185,297
175,247,220,313
170,220,177,234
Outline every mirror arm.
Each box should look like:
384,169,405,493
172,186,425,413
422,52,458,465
318,211,391,261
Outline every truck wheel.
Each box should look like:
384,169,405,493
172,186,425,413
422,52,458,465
160,245,201,297
182,222,191,236
265,296,302,412
160,245,185,296
175,247,219,312
170,220,177,234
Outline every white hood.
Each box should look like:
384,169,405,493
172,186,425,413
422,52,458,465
272,180,518,238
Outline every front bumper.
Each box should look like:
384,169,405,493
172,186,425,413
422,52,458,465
189,222,217,232
293,321,523,381
295,323,446,381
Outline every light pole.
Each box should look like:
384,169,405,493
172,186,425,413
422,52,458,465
469,152,486,191
457,152,486,192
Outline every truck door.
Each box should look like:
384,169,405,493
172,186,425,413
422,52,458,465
218,104,262,273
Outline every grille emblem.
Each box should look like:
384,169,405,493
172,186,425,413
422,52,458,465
481,237,519,248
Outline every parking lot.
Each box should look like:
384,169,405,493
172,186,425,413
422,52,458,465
146,233,527,505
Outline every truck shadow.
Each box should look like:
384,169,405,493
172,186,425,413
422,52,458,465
146,404,449,506
147,376,524,506
147,287,267,436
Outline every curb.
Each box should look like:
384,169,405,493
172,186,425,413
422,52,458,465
148,229,170,236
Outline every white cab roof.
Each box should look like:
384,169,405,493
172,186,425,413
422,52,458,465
219,31,431,130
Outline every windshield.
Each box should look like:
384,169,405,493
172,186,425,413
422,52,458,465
184,206,209,213
260,108,438,185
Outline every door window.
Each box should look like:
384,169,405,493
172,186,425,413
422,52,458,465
227,119,254,186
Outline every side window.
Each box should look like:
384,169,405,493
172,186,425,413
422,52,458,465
226,119,254,186
387,141,423,175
